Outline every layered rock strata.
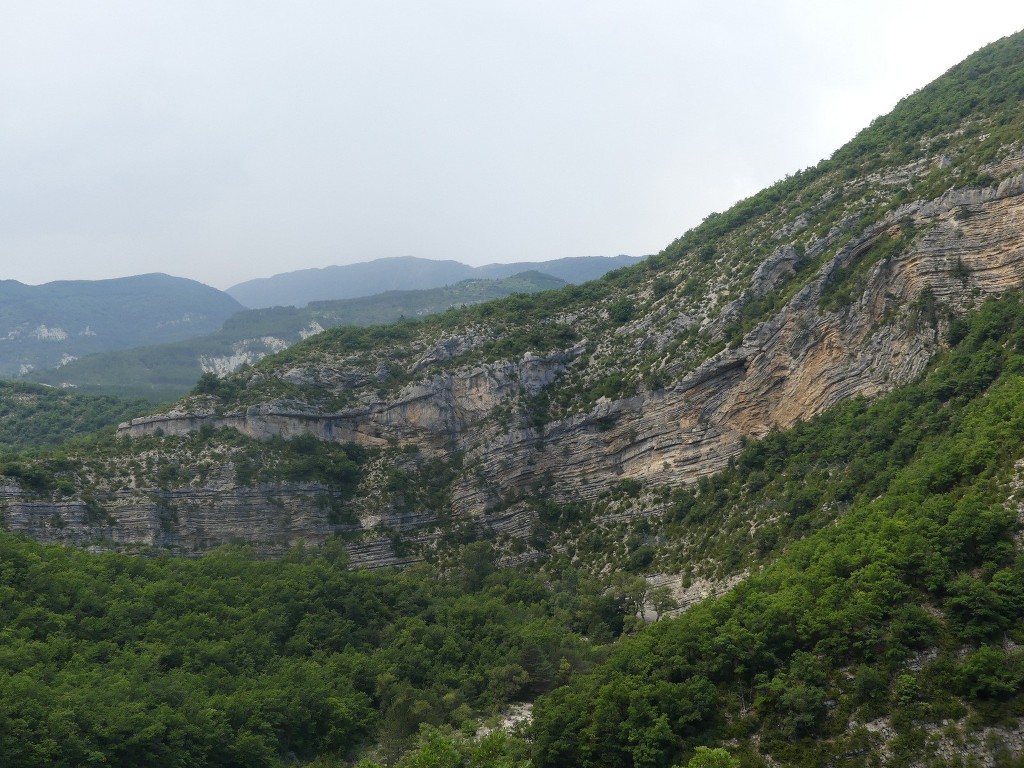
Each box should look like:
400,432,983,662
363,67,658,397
5,178,1024,556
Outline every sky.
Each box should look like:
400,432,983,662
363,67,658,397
3,2,1024,290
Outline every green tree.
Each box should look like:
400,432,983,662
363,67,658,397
684,746,739,768
649,585,678,621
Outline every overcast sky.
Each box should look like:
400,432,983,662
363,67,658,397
3,2,1024,290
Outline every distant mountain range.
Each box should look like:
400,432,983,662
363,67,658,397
6,256,638,399
4,256,639,398
0,274,243,379
226,254,643,308
26,271,567,401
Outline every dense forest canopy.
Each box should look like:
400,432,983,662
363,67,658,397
0,381,152,452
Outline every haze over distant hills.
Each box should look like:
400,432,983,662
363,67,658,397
28,271,566,401
0,255,639,397
226,254,643,308
0,274,242,379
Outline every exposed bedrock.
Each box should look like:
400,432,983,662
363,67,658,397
15,179,1024,554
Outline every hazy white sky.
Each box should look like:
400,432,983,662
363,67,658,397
3,2,1024,289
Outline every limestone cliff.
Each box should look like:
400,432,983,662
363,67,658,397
6,44,1024,563
2,170,1021,560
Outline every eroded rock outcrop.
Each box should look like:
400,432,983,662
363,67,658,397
7,174,1024,559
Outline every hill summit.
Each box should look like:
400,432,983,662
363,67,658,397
0,273,242,378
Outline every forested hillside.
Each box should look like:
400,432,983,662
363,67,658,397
0,534,607,766
0,381,152,452
0,274,242,377
527,295,1024,767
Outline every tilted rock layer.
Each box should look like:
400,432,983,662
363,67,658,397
4,174,1021,558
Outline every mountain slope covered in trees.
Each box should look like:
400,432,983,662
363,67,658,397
0,274,243,378
0,381,152,452
3,265,1024,767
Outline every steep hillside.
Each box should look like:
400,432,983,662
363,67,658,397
0,273,242,377
17,29,1019,561
3,30,1024,566
226,255,640,308
526,294,1024,767
4,278,1024,767
26,272,565,402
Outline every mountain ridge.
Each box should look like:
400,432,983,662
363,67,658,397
9,29,1024,559
24,271,567,401
226,254,643,308
0,273,244,378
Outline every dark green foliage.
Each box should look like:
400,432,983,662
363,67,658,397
0,380,153,452
0,535,605,767
0,459,56,494
525,295,1024,766
608,298,636,324
359,725,532,768
380,453,462,518
685,747,740,768
652,276,675,298
191,371,244,400
225,433,366,490
475,323,581,367
832,30,1024,173
957,646,1024,699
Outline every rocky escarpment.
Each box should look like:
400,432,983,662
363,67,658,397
0,468,435,568
451,176,1024,508
6,176,1024,560
115,177,1024,513
123,343,583,450
9,43,1024,560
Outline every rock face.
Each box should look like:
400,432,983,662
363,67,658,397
8,162,1024,559
198,336,292,376
0,477,421,568
123,345,582,449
